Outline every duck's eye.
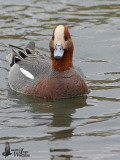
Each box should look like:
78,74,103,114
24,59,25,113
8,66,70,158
52,35,54,40
65,36,68,41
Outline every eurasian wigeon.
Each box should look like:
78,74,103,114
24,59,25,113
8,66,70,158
6,25,88,98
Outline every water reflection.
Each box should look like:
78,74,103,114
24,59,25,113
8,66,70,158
7,89,88,159
32,96,87,160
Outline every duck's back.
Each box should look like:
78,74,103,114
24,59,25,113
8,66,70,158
9,54,52,94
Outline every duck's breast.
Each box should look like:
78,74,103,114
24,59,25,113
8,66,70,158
25,69,88,98
47,72,88,98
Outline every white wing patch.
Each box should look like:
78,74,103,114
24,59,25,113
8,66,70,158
20,68,34,79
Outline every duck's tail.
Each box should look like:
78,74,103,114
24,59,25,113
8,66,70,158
6,41,35,67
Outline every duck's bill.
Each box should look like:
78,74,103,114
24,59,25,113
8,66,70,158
54,45,64,60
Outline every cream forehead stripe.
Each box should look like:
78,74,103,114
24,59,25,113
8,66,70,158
20,68,34,79
54,25,64,46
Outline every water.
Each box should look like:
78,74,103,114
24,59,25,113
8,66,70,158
0,0,120,159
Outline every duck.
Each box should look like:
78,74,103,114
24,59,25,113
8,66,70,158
6,25,88,99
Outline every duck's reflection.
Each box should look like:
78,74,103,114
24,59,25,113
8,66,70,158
8,89,88,159
30,95,88,160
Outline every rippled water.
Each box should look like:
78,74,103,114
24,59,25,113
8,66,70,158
0,0,120,159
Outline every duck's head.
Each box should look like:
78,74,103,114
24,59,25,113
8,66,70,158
49,25,74,72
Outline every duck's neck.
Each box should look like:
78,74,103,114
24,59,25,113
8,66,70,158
51,49,73,72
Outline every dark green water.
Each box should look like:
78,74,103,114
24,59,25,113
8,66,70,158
0,0,120,159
